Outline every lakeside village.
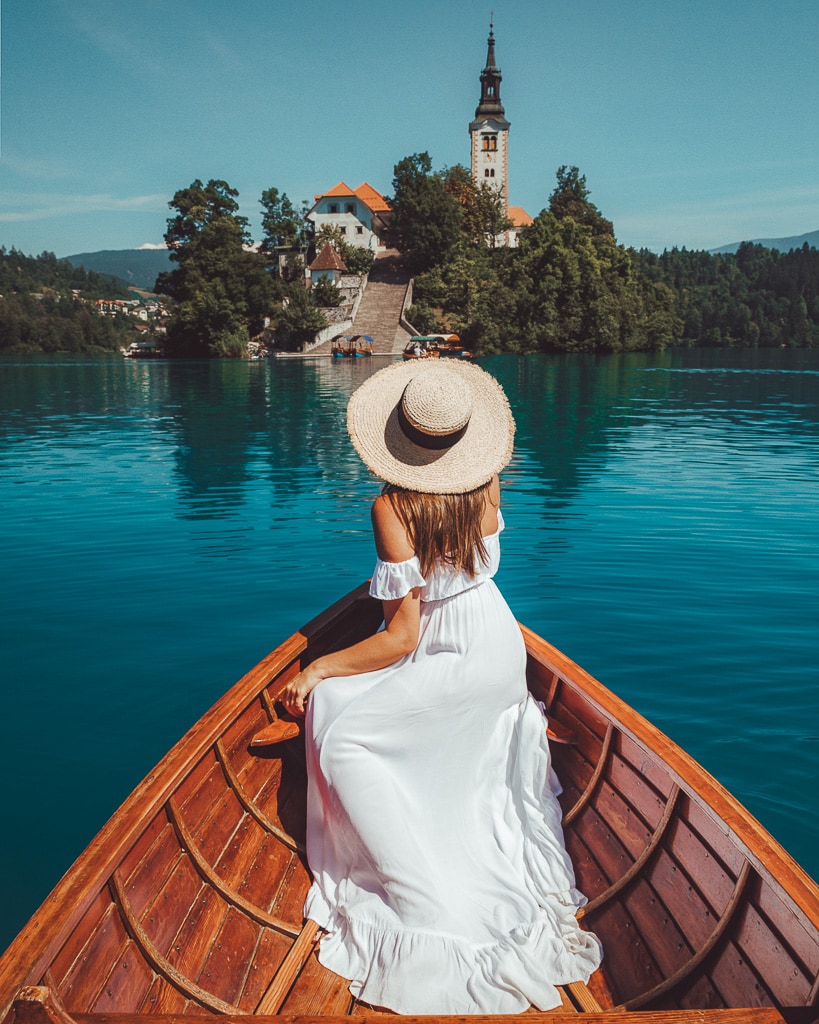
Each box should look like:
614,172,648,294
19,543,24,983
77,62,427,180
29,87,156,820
5,21,818,359
99,297,171,358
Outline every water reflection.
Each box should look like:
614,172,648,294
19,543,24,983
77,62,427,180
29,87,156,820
5,350,814,526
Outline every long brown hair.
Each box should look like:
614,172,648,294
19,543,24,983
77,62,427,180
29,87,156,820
382,481,493,578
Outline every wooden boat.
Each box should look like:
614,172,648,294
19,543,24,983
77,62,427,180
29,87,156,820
2,583,818,1024
402,335,474,361
332,335,373,358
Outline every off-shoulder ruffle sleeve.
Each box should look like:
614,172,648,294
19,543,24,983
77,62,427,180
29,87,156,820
369,556,426,601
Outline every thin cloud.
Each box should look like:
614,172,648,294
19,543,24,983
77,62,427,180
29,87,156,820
0,151,79,181
720,183,819,210
613,181,819,250
55,0,169,80
0,192,170,223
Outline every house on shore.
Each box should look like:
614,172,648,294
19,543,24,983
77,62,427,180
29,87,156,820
305,182,391,252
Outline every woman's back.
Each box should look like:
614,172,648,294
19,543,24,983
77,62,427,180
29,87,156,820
283,360,601,1013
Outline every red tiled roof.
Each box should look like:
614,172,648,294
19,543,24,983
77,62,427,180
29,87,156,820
309,242,348,272
312,181,390,214
508,205,533,227
353,183,390,212
319,181,355,198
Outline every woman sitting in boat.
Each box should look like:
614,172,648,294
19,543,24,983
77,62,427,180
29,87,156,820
280,361,602,1014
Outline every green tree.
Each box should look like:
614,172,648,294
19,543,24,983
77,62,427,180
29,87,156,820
313,224,349,259
473,181,513,247
442,165,512,247
272,283,328,351
387,152,463,272
549,166,614,236
312,277,343,307
157,179,278,356
260,187,300,253
509,196,678,354
342,246,376,276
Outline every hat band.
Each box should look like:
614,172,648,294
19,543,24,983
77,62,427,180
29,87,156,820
397,401,469,451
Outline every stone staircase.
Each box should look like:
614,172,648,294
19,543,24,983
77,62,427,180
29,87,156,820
311,251,413,356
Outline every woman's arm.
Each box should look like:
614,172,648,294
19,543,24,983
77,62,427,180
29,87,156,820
279,496,420,716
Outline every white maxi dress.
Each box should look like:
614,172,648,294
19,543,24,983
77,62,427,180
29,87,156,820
303,512,602,1013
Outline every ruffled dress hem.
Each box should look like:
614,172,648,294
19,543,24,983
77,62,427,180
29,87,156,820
305,882,601,1015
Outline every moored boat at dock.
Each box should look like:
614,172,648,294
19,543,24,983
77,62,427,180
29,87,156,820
403,334,474,360
331,335,374,358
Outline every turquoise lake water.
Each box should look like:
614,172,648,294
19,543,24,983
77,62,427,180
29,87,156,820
1,348,818,948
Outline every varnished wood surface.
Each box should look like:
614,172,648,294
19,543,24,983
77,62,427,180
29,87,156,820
0,585,817,1022
1,986,792,1024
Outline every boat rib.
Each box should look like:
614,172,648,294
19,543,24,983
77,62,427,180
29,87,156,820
255,919,320,1013
213,739,304,855
109,873,240,1014
562,721,614,826
260,688,278,719
564,979,603,1012
577,783,681,920
616,859,754,1011
165,795,301,938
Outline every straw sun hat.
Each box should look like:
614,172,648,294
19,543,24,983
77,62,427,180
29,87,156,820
346,360,515,494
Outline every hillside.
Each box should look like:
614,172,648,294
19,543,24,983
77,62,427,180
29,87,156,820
710,228,819,255
62,248,173,291
0,249,138,353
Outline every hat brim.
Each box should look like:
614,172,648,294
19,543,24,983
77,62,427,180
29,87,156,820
347,360,515,494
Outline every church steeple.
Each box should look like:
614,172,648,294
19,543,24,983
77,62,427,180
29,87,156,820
470,18,511,213
475,19,508,122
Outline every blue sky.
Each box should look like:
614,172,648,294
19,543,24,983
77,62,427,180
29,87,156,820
1,0,817,257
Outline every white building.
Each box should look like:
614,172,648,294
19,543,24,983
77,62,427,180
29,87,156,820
305,182,391,251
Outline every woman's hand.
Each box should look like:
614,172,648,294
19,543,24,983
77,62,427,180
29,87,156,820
280,662,324,717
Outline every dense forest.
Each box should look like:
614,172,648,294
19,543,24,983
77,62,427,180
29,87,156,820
0,248,137,353
398,159,819,352
636,242,819,348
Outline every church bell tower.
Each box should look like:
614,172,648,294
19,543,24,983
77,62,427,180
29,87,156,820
469,18,510,211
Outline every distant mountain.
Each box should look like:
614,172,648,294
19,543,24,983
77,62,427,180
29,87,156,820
710,229,819,255
62,249,173,291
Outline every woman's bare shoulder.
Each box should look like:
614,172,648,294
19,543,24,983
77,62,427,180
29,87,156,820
481,474,501,534
371,494,415,562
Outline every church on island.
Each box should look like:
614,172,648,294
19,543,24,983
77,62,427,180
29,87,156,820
307,22,531,252
469,19,532,245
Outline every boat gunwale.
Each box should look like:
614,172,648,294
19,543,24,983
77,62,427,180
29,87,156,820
0,584,374,1019
520,623,819,939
